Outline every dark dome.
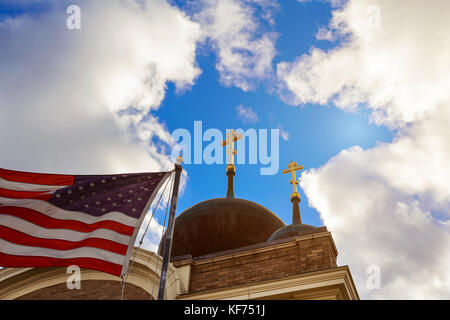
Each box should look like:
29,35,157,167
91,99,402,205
159,198,285,258
267,223,318,242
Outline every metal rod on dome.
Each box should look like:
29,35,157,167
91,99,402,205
157,157,183,300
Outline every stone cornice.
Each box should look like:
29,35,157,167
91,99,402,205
177,266,359,300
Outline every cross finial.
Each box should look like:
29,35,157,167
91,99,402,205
221,129,243,172
221,129,243,199
282,160,304,200
283,161,304,224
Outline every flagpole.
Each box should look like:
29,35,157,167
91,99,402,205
157,161,182,300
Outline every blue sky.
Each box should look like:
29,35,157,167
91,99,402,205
156,1,392,227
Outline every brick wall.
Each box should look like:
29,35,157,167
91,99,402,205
185,232,337,294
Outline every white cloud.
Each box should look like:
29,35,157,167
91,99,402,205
301,109,450,298
236,104,259,123
277,125,289,141
315,26,336,41
278,0,450,128
193,0,278,91
296,0,346,8
136,215,166,253
278,0,450,299
0,0,201,175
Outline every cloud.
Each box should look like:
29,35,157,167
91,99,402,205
301,108,450,299
278,0,450,299
277,125,289,141
315,26,337,41
0,0,201,175
296,0,346,8
192,0,278,91
277,0,450,128
236,104,259,123
136,215,166,253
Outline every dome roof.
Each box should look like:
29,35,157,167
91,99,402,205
159,198,285,258
267,223,318,242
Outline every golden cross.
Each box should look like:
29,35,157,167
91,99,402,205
221,129,243,168
282,161,304,196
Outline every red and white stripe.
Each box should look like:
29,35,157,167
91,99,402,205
0,169,145,276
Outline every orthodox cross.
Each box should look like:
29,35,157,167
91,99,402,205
221,129,243,170
282,160,304,199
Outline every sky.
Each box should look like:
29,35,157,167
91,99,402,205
0,0,449,299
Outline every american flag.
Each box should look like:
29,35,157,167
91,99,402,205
0,168,170,277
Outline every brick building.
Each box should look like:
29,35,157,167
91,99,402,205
0,163,359,300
